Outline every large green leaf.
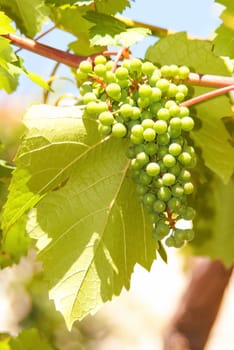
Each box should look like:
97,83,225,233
29,136,156,328
0,0,49,37
146,32,234,183
2,105,95,234
95,0,131,15
191,175,234,267
10,328,55,350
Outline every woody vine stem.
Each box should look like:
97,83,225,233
3,32,234,107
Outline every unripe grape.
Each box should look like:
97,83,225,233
99,111,114,126
180,206,196,220
167,83,178,97
106,71,117,83
98,124,111,135
151,87,162,102
183,182,194,194
142,119,154,129
144,142,158,155
160,65,171,77
172,184,184,197
131,124,144,138
153,200,166,213
83,92,97,104
157,133,170,145
165,236,175,247
178,65,190,79
176,91,185,102
139,84,152,98
106,83,121,98
94,55,107,65
129,58,142,72
179,106,189,117
146,162,160,177
154,120,168,134
116,67,129,80
179,169,191,182
143,128,156,142
131,106,141,120
136,184,148,195
168,143,182,156
157,108,170,121
120,104,133,118
94,64,106,77
181,116,194,131
168,105,181,117
130,134,144,144
152,221,170,239
162,173,176,186
139,171,152,185
143,192,157,206
137,97,150,108
79,60,93,73
168,197,181,211
158,186,171,201
157,146,168,159
185,229,195,241
178,152,192,165
112,123,127,138
163,154,176,168
136,151,150,166
169,64,179,77
156,78,170,92
142,61,155,75
174,229,185,241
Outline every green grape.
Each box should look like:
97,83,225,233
143,128,156,142
168,143,182,156
157,108,170,121
139,171,152,185
125,146,135,159
134,144,145,154
86,101,107,117
152,220,170,239
94,64,106,77
172,184,184,197
168,197,181,211
153,120,168,134
79,60,93,73
181,116,194,131
118,79,129,88
176,91,185,102
162,173,176,186
168,105,181,117
143,192,157,206
178,66,190,79
130,134,144,144
180,206,196,220
163,154,176,168
165,236,175,247
112,123,127,138
156,78,170,92
170,164,181,176
185,229,195,241
168,126,181,138
154,178,163,188
151,87,162,101
169,64,179,77
106,71,117,83
146,162,160,177
158,186,171,201
142,119,155,129
179,106,189,117
131,106,141,120
139,84,152,98
136,151,150,166
120,104,133,118
157,133,170,145
174,229,186,241
131,124,144,138
183,182,194,194
130,158,142,170
157,146,168,159
179,169,191,182
106,83,121,99
150,102,163,115
160,65,171,77
153,200,166,213
83,92,97,104
144,142,158,155
94,55,107,65
142,61,155,75
170,117,182,129
167,83,178,97
148,212,159,224
164,100,177,109
106,60,114,70
136,184,148,195
129,58,142,72
98,124,111,136
173,238,184,248
178,152,192,166
178,84,188,96
99,111,115,126
115,67,129,80
76,69,88,82
137,97,150,108
141,110,153,120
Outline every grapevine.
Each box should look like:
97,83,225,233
76,50,197,249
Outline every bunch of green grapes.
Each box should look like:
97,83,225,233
77,55,196,248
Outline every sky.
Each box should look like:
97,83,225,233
0,0,223,106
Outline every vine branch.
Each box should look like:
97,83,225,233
3,33,234,90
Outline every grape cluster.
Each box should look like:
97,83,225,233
77,55,196,248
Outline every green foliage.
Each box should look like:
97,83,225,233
146,32,234,184
214,1,234,58
9,328,55,350
191,175,234,267
0,11,15,34
0,0,49,37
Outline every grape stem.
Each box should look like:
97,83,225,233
112,47,130,72
3,32,234,90
180,84,234,107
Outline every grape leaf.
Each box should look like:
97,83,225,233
146,32,234,183
213,1,234,58
10,328,55,350
0,11,15,34
0,338,11,350
0,0,49,37
95,0,131,15
191,175,234,267
2,105,95,235
28,136,156,327
45,0,90,5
